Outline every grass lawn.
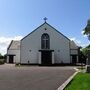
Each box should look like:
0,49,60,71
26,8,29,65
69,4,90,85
65,72,90,90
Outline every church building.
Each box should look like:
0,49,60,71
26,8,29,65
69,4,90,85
7,19,79,65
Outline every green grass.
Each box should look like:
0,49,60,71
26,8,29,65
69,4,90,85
65,72,90,90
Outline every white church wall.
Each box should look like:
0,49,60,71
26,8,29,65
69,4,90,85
21,23,70,64
46,24,70,63
70,50,78,55
7,49,20,63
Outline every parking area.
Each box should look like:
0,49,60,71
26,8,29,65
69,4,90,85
0,64,76,90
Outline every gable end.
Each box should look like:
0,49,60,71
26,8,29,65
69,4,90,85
21,22,70,41
46,22,70,41
7,40,13,50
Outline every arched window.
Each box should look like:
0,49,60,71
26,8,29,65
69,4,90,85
41,33,50,49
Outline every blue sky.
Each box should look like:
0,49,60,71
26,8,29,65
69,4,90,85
0,0,90,54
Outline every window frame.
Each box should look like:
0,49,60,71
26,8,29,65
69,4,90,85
41,33,50,49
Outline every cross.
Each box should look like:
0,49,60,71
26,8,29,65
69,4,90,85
44,17,47,22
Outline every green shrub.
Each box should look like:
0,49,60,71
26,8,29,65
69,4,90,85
0,59,5,64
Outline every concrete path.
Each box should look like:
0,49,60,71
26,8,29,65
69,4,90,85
0,64,75,90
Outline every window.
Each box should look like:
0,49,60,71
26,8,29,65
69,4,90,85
41,33,50,49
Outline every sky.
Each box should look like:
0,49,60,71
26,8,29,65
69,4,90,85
0,0,90,55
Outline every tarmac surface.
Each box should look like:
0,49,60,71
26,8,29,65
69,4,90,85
0,64,75,90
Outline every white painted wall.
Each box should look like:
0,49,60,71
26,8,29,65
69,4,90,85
7,49,20,63
21,23,70,64
71,50,78,55
70,41,78,55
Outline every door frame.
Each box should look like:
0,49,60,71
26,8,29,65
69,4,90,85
7,54,15,64
39,50,54,65
41,51,52,65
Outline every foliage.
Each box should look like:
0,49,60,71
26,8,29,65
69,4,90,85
79,50,86,64
65,72,90,90
0,53,4,59
0,59,5,64
83,19,90,36
82,19,90,63
0,53,5,64
78,45,90,64
81,44,90,58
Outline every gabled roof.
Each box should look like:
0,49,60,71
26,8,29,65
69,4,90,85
70,40,78,49
21,22,70,41
8,40,20,50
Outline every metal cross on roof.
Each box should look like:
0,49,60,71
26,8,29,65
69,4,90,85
44,17,48,22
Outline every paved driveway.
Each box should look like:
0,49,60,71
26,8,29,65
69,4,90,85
0,64,75,90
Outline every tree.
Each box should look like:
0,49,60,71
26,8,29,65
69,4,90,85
82,45,90,56
0,53,5,64
83,19,90,72
80,44,90,64
79,49,86,64
0,53,4,59
82,20,90,64
3,54,7,63
83,19,90,38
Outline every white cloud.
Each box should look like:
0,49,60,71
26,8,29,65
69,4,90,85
0,36,23,55
81,31,87,37
13,36,23,40
81,30,84,34
69,37,90,48
70,37,81,46
81,43,89,48
70,37,76,41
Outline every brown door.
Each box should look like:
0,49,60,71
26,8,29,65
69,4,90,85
41,51,52,65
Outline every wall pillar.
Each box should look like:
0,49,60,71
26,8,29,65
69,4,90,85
77,55,78,63
70,55,72,63
39,52,41,64
52,52,54,64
